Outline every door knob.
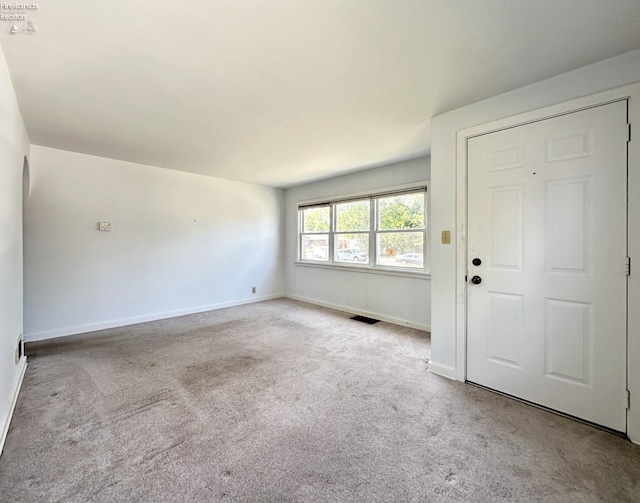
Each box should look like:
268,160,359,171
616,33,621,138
472,258,481,266
471,275,482,285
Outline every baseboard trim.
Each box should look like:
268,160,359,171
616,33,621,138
25,293,284,342
0,357,27,457
285,294,430,332
427,361,461,381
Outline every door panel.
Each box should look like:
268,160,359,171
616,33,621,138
490,186,524,269
467,101,628,432
544,298,591,385
487,291,523,367
546,178,588,272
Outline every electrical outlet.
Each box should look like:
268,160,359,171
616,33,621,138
252,287,256,294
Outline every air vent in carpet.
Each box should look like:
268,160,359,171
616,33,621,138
351,315,380,324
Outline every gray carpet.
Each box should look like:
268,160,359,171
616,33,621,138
1,298,639,502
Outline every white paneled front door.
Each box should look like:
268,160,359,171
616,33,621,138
466,101,628,432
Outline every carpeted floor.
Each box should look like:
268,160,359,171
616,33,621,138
1,298,639,502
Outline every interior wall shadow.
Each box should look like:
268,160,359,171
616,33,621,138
22,155,29,354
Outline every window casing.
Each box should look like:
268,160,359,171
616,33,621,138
300,205,330,261
334,199,370,264
375,192,426,269
298,187,428,273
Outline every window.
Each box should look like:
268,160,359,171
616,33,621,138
300,206,330,261
298,187,428,273
376,193,425,269
334,200,369,263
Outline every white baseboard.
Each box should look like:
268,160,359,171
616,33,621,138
427,361,462,381
284,294,430,332
25,293,284,342
1,357,27,457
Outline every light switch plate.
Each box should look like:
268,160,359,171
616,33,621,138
441,230,451,244
98,222,111,232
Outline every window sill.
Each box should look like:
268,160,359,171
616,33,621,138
294,260,431,279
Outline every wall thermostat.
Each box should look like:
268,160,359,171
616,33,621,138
98,222,111,232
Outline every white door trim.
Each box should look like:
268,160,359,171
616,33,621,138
455,82,640,443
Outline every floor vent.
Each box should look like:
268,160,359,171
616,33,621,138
351,315,380,325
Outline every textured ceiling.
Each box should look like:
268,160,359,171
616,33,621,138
1,1,640,187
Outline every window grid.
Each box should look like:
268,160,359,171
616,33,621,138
375,194,426,269
299,205,330,262
298,189,428,272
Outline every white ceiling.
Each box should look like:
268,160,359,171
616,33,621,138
1,1,640,187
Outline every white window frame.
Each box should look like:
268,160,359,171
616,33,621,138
299,204,331,263
333,198,371,265
297,185,429,275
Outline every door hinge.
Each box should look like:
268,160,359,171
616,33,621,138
627,389,631,409
626,256,631,276
628,123,632,143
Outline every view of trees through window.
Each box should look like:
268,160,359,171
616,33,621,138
335,200,369,263
299,190,426,270
301,206,329,261
377,194,424,268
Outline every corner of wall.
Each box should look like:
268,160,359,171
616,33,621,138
0,357,27,456
0,42,30,459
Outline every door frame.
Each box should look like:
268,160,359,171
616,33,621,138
454,83,640,442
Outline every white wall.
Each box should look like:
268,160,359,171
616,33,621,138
429,48,640,441
24,146,284,340
284,157,431,330
0,46,29,454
